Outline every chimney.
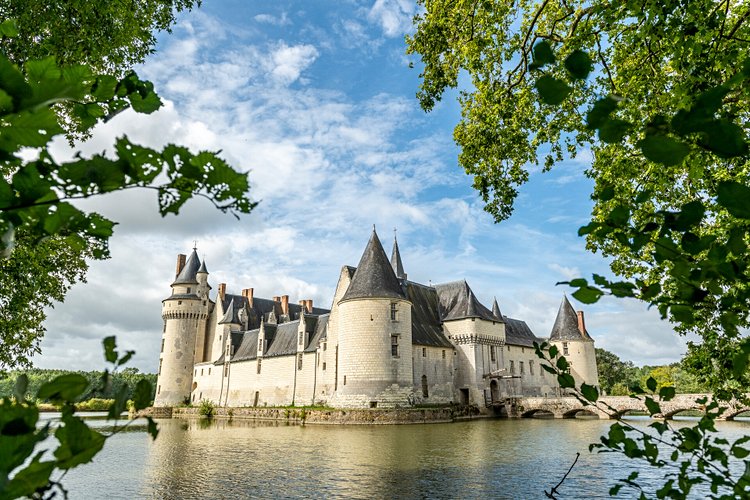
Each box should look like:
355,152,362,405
305,299,313,314
242,288,254,308
281,295,289,316
218,283,226,300
272,296,280,303
175,254,186,277
577,311,586,336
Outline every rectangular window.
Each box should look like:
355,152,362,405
158,385,160,394
390,303,397,321
442,350,446,359
258,338,262,351
563,342,569,356
343,375,347,385
422,347,426,357
201,368,204,376
224,365,229,377
391,335,399,357
509,360,514,374
199,392,202,400
163,322,166,333
257,358,262,374
186,287,191,293
161,339,165,353
490,346,496,362
178,300,182,305
194,369,197,376
159,359,162,375
529,361,534,375
322,362,327,371
297,353,303,370
520,361,525,374
208,368,211,375
298,331,303,345
226,345,230,356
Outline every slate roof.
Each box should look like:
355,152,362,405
390,236,406,279
219,298,238,324
405,281,453,348
549,295,590,341
232,330,260,362
503,317,540,347
341,229,405,302
304,314,329,353
198,259,208,274
172,249,201,285
433,280,499,322
491,297,502,321
218,293,329,330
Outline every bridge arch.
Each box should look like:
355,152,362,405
562,408,599,419
521,408,556,418
722,409,750,421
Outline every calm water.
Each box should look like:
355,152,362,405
39,413,750,499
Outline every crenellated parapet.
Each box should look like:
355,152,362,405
450,334,505,346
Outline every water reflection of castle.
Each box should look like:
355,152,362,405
154,229,599,410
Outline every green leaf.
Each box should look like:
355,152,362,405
607,205,630,227
557,373,575,389
564,50,593,79
531,41,555,68
145,416,159,440
568,278,587,287
598,119,631,143
572,286,603,304
37,374,89,402
117,350,135,367
2,456,55,498
581,383,599,402
0,19,19,37
13,374,28,401
128,89,161,114
670,304,695,324
637,135,690,166
556,356,569,371
644,397,661,415
586,97,619,129
700,119,748,158
535,75,571,105
54,413,105,469
132,380,152,411
107,385,129,419
674,201,705,230
659,386,676,401
103,336,117,363
548,345,558,358
646,377,657,392
717,181,750,219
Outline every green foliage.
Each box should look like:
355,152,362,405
0,337,158,499
0,24,255,369
0,367,157,403
198,399,215,418
534,341,750,498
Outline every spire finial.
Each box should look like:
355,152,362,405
393,227,397,241
193,239,198,250
372,224,376,232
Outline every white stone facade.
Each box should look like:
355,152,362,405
154,234,599,411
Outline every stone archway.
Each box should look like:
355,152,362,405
490,380,500,403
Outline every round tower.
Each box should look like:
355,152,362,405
548,295,599,390
335,229,413,408
154,249,209,407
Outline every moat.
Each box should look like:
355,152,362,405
48,413,750,499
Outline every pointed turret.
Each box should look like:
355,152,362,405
172,248,201,285
550,295,587,340
219,298,238,324
341,228,405,302
198,259,208,274
390,234,407,280
491,297,502,321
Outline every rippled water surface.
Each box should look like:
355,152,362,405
47,414,750,499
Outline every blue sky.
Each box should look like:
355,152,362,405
33,1,689,372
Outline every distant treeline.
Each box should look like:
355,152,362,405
0,367,156,402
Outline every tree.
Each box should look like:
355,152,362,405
594,348,637,395
0,4,255,371
407,0,750,397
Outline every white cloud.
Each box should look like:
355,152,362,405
268,43,319,85
368,0,416,37
254,13,291,26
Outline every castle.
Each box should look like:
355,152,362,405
154,229,599,411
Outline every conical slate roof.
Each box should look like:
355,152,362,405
197,259,208,274
491,297,502,321
341,229,405,302
172,249,201,285
390,235,406,280
219,298,238,324
433,280,498,322
549,295,588,341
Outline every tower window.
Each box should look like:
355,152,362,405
322,362,326,371
490,346,496,362
224,365,229,377
201,368,204,376
161,339,164,353
343,375,347,385
563,342,569,356
299,331,303,345
442,350,446,359
187,287,191,293
323,342,327,351
509,360,514,374
297,353,303,370
422,347,426,358
529,361,534,375
163,322,166,333
520,361,525,374
390,303,397,321
178,301,182,305
391,335,399,357
257,358,262,374
158,359,162,375
258,338,262,351
208,368,211,375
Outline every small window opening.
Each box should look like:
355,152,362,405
158,359,162,375
323,342,327,351
343,375,347,385
442,350,446,359
370,401,377,408
529,361,534,375
421,375,429,398
391,335,399,356
563,342,569,356
257,358,262,374
187,287,191,293
161,339,165,353
297,353,303,370
520,361,525,374
490,346,496,362
299,331,303,345
390,302,398,321
422,347,426,358
509,360,514,374
322,362,327,371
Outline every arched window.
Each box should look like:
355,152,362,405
421,375,428,398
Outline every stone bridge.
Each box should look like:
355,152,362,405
499,394,750,420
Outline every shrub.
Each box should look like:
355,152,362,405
198,399,215,418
